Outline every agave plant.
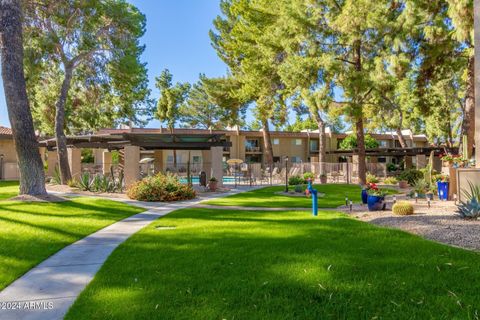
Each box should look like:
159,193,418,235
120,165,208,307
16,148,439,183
50,166,62,185
458,181,480,219
77,172,92,191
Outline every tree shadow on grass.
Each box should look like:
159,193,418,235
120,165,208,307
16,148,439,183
67,208,480,320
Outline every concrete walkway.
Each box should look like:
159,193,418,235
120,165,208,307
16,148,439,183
0,188,255,320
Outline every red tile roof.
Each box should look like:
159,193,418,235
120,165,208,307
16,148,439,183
0,126,12,136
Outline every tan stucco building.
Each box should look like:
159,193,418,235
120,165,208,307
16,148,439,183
96,127,429,167
0,126,20,180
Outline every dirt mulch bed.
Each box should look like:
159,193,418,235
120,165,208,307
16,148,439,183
338,196,480,252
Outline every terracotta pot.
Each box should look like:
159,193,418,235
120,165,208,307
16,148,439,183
208,181,218,191
398,180,408,189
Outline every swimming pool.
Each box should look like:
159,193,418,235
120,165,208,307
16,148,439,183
179,176,237,184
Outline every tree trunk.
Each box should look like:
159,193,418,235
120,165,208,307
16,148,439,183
55,64,73,184
169,127,177,169
354,40,366,185
261,118,273,166
356,117,367,185
395,127,407,148
0,0,47,195
462,55,475,158
314,113,326,175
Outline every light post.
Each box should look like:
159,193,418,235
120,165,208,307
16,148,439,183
285,156,289,193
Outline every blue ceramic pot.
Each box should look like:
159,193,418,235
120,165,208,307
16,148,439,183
367,195,385,211
361,189,368,204
437,181,449,201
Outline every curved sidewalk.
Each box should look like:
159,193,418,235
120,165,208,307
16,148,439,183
0,188,254,320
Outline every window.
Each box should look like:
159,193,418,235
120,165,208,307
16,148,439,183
273,138,279,145
310,140,319,151
294,139,302,146
378,157,387,163
167,155,174,163
245,139,260,152
192,156,201,163
379,140,388,148
291,156,301,163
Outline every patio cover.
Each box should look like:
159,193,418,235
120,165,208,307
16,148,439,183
39,133,231,151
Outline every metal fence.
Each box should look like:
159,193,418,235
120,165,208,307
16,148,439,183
80,160,388,186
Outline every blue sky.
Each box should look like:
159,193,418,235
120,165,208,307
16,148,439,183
0,0,231,128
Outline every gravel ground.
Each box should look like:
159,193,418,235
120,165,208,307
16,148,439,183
338,195,480,252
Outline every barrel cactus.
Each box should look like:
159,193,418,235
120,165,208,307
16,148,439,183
392,201,414,216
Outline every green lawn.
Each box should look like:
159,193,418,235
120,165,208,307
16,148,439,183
0,191,144,290
203,184,396,208
0,180,19,200
67,202,479,318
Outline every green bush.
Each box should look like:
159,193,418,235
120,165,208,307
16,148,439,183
303,172,315,181
127,173,196,202
398,169,423,185
294,185,304,193
339,134,379,150
288,175,305,185
81,149,94,163
392,201,414,215
383,177,398,185
386,163,397,172
366,173,379,183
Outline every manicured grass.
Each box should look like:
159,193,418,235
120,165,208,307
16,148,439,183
66,207,480,319
0,180,19,200
0,197,144,290
203,184,396,208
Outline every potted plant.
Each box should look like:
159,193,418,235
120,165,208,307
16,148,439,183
361,182,376,204
412,179,428,198
398,179,409,189
208,177,218,191
435,174,449,201
319,173,327,184
367,186,387,211
440,154,454,167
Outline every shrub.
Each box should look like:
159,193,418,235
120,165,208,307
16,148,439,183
392,201,414,215
398,169,423,185
458,181,480,219
384,177,398,185
366,173,379,183
294,185,304,193
386,162,397,172
412,179,428,194
288,175,304,185
127,173,196,202
81,149,94,163
303,172,315,181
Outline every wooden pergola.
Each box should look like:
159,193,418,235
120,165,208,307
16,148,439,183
327,146,459,157
39,132,231,187
39,133,231,151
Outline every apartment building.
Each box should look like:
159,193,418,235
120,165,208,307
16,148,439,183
97,127,429,168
